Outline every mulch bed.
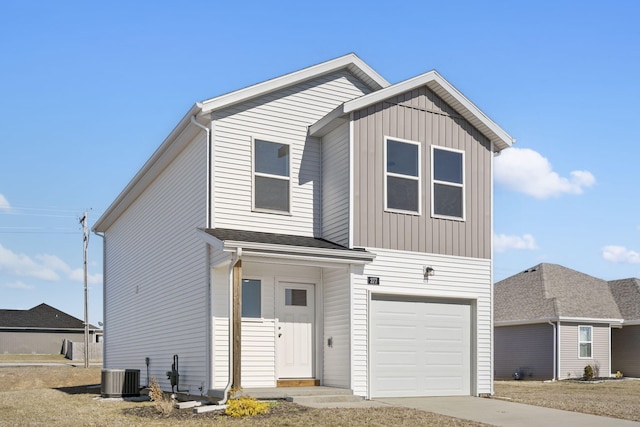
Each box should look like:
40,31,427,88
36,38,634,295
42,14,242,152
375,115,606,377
123,400,308,421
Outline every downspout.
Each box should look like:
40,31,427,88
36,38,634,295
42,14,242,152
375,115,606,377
548,320,557,380
219,247,242,405
190,115,215,395
190,115,211,228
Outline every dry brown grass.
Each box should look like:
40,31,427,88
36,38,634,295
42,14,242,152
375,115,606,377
494,379,640,422
0,366,485,426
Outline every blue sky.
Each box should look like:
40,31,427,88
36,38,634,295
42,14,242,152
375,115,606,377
2,1,640,325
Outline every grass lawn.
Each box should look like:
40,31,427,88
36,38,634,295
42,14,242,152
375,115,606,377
494,379,640,422
0,366,486,426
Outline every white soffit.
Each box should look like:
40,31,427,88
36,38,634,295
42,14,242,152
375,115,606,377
343,70,515,152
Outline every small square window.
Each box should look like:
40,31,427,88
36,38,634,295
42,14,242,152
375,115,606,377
242,279,261,318
285,288,307,306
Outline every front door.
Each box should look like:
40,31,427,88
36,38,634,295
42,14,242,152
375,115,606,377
276,282,315,378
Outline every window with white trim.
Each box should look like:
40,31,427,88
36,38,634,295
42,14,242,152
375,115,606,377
253,139,290,213
385,137,421,214
578,325,592,358
242,279,261,318
432,146,465,220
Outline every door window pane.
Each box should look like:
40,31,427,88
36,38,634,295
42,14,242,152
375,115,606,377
242,279,261,318
285,289,307,306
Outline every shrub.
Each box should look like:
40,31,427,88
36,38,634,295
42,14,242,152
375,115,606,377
583,365,594,381
148,377,174,416
225,391,269,418
616,370,623,379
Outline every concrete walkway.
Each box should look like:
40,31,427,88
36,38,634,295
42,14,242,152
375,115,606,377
375,396,640,427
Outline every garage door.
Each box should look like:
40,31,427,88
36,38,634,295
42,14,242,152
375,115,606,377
370,295,471,397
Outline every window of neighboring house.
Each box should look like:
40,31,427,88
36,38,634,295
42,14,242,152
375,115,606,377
432,146,465,220
242,279,261,318
253,139,290,213
579,325,593,358
385,137,421,214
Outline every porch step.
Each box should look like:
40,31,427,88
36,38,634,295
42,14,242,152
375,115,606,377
286,394,364,405
277,379,320,387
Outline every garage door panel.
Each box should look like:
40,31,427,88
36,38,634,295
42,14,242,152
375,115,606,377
371,297,471,398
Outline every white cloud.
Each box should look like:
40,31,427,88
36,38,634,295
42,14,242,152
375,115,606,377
494,233,539,253
602,245,640,264
495,148,596,199
0,244,103,284
3,281,35,290
0,194,10,212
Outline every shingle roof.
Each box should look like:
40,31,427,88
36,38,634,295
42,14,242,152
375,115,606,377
0,303,99,330
608,278,640,321
494,263,622,323
205,228,358,251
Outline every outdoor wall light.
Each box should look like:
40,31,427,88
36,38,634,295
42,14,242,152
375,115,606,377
423,266,435,280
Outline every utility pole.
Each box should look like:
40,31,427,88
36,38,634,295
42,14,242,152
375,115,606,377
80,212,89,368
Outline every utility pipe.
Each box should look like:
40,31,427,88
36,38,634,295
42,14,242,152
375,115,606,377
218,247,242,405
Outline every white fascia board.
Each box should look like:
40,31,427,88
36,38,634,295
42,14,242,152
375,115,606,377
621,319,640,326
308,104,347,137
343,70,515,152
558,316,625,325
495,317,625,327
199,53,389,115
222,240,375,263
93,103,202,232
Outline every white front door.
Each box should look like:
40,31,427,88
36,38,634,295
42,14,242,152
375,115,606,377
276,282,315,378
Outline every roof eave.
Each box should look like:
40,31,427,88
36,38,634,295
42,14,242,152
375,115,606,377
343,70,515,152
199,53,390,115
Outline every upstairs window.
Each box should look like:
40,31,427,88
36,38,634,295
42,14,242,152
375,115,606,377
432,146,465,220
385,137,421,214
253,139,290,213
578,325,592,358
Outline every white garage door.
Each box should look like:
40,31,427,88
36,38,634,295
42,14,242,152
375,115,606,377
370,295,472,397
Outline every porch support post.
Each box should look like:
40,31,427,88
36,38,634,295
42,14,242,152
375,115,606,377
232,259,242,389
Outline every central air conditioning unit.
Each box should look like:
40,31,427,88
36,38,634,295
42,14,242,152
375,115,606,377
101,369,140,398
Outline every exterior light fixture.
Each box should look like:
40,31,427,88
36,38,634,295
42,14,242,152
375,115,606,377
424,266,435,280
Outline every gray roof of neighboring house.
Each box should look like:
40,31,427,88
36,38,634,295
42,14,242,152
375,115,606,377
0,303,100,330
608,278,640,321
494,263,623,323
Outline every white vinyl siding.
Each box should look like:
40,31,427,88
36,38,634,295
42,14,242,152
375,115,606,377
559,322,610,379
322,123,350,246
352,248,491,398
213,70,371,236
103,132,207,392
322,266,351,388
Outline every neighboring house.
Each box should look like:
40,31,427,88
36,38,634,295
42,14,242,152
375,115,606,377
0,303,102,355
494,264,623,380
608,278,640,377
93,53,514,399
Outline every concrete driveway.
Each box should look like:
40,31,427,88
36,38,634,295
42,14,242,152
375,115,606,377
375,396,640,427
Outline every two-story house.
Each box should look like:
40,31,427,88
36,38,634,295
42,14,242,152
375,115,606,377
93,53,513,399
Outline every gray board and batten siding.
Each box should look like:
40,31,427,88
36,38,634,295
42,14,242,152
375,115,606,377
352,86,492,259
